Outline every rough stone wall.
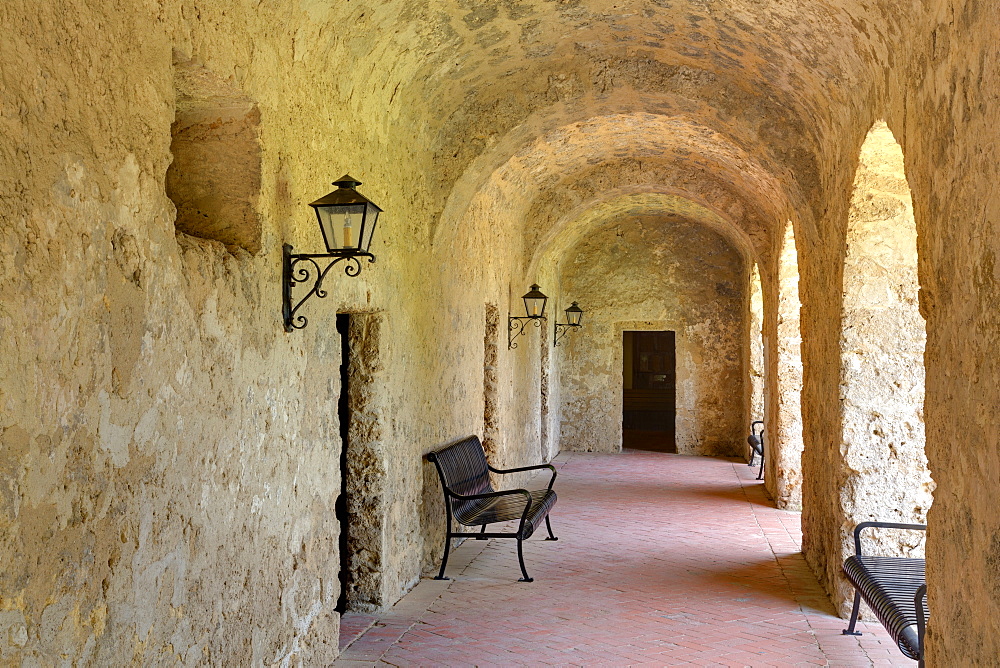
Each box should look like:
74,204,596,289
894,2,1000,661
539,321,552,461
797,128,869,645
343,313,390,612
416,214,549,573
482,303,501,461
805,121,930,617
166,57,262,254
0,1,439,662
0,198,345,663
557,215,747,456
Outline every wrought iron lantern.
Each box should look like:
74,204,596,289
554,301,584,346
508,284,548,349
282,175,382,332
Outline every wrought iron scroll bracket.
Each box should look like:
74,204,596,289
508,315,545,350
553,322,580,347
282,243,374,332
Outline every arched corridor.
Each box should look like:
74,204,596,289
4,0,1000,664
338,452,905,666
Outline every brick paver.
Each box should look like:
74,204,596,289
336,451,906,667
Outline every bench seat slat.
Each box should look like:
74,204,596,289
456,488,557,538
844,555,927,660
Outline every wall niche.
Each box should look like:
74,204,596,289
166,56,262,253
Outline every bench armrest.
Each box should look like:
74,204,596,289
488,463,557,490
915,583,928,661
853,521,927,556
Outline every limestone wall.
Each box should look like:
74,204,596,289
0,0,547,661
1,3,363,660
898,2,1000,661
556,215,747,456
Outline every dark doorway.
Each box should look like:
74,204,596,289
335,313,352,614
623,331,676,453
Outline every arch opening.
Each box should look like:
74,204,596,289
833,121,931,610
748,262,765,442
554,212,748,456
766,221,804,509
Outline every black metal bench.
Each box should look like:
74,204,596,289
842,521,928,665
747,420,764,480
427,435,558,582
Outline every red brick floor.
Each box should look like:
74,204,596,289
335,451,907,667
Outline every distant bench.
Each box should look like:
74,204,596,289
746,420,764,480
842,521,928,665
427,435,558,582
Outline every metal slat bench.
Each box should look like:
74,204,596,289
747,420,764,480
427,435,558,582
842,521,928,665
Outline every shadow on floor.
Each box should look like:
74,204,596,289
689,481,775,507
694,556,818,608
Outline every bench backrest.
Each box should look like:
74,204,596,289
428,436,494,512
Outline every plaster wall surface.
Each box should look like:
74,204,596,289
0,0,513,661
557,215,746,456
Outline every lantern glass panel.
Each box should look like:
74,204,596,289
565,303,583,326
359,202,382,251
522,285,547,318
316,203,365,252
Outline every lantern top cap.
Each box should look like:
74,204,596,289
566,301,582,312
523,284,546,298
333,174,362,188
310,176,382,211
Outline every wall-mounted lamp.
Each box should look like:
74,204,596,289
283,175,383,332
554,302,584,346
508,284,548,349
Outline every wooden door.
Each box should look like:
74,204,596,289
623,331,676,452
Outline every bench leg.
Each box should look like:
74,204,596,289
435,513,454,580
434,534,452,580
516,537,533,582
842,589,863,636
476,524,488,540
544,515,558,541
